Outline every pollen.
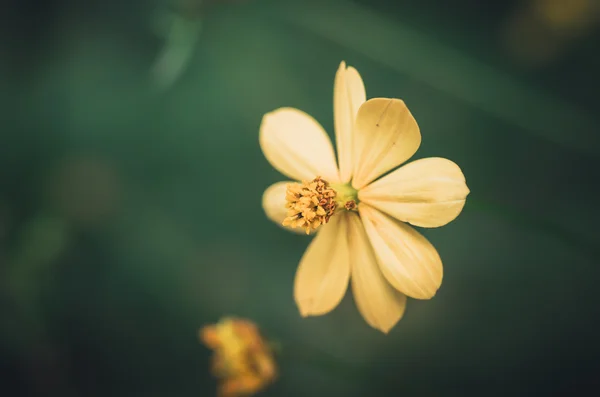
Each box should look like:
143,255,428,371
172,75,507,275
282,177,337,234
344,200,357,211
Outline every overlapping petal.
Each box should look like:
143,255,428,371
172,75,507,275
347,212,407,333
359,204,443,300
294,214,350,316
359,157,470,228
260,108,340,182
352,98,421,189
334,61,366,183
262,181,307,234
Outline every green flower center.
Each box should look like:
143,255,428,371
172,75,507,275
331,182,359,212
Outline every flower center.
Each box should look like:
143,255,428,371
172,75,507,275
331,182,359,212
283,177,359,234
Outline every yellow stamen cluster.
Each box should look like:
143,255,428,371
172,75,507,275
283,177,337,234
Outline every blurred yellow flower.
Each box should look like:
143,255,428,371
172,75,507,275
260,62,470,333
200,317,277,397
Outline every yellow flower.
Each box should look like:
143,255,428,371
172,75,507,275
260,61,470,333
200,317,277,397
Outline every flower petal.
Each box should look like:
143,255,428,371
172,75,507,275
352,98,421,190
359,157,470,228
294,214,350,316
260,107,340,182
359,204,443,300
347,212,406,333
262,181,307,234
334,61,366,183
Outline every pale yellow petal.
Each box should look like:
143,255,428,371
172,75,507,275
294,214,350,316
359,157,470,228
262,181,307,234
359,204,443,300
347,212,406,333
334,61,366,183
259,108,340,182
352,98,421,190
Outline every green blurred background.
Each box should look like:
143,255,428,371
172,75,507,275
1,0,599,396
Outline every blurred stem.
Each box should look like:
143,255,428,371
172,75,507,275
3,215,69,350
3,215,75,395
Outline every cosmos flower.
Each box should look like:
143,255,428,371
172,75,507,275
260,62,470,333
200,317,277,397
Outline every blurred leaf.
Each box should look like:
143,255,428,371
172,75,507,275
151,12,203,90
